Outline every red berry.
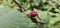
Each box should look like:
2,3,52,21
30,11,38,17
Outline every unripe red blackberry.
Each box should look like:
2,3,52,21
30,11,38,17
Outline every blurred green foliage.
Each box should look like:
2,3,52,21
0,0,60,28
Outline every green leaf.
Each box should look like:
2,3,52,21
0,4,35,28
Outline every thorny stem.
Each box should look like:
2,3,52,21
13,0,26,12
